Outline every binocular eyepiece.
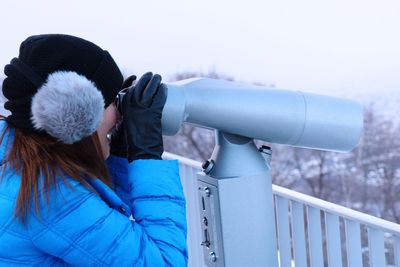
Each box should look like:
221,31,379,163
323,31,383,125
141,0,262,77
114,87,129,115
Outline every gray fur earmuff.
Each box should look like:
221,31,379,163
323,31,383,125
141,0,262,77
31,71,105,144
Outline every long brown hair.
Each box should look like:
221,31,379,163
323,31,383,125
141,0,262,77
0,124,112,224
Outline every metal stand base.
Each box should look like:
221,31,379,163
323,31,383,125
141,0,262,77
197,131,278,267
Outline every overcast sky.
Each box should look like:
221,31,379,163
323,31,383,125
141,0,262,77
1,0,399,98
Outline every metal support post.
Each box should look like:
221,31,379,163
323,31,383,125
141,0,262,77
197,130,278,267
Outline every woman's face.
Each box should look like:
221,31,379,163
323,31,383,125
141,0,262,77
96,104,120,159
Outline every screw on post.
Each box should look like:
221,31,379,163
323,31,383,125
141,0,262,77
209,252,217,262
201,187,211,197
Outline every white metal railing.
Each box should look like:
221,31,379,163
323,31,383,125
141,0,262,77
273,187,400,267
164,152,400,267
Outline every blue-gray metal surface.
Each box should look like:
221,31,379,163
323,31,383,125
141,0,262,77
196,131,278,267
198,170,278,266
162,78,363,152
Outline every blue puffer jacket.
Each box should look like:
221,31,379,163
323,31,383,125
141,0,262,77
0,120,188,266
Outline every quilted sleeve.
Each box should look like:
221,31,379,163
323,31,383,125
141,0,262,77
106,155,131,206
29,159,188,266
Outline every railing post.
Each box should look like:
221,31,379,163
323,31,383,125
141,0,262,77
197,131,278,267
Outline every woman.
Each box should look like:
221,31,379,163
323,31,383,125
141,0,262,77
0,34,187,266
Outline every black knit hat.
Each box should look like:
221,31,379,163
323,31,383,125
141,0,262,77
2,34,123,143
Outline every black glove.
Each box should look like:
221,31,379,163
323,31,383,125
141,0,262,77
120,72,167,162
109,75,136,158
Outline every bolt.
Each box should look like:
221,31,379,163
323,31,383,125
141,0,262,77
203,187,211,197
259,145,272,154
202,160,209,169
259,145,272,165
202,159,215,174
209,252,217,262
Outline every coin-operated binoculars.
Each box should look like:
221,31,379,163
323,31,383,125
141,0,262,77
162,78,363,267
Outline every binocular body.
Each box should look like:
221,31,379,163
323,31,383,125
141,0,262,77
162,78,363,152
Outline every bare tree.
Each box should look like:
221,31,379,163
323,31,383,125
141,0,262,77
353,105,400,222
